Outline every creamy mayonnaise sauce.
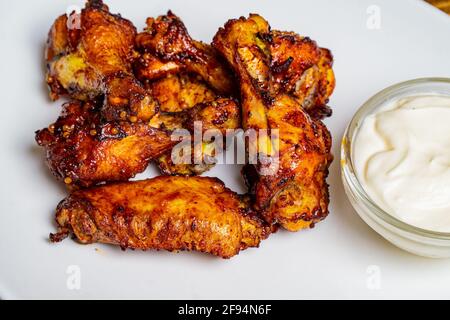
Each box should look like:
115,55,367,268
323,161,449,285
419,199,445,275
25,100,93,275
353,95,450,232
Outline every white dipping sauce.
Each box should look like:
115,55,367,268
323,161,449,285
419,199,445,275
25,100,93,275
353,95,450,232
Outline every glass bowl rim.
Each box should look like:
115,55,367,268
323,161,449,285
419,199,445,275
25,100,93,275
341,77,450,240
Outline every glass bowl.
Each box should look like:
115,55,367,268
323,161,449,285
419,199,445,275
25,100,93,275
341,78,450,258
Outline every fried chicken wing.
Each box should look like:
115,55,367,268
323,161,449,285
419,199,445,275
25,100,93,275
46,0,157,121
135,11,235,96
35,101,176,188
213,14,333,231
213,15,335,120
50,176,272,258
269,31,335,118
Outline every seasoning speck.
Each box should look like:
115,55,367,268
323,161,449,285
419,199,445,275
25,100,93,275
64,177,72,184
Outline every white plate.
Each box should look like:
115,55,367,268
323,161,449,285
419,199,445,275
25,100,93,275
1,0,449,299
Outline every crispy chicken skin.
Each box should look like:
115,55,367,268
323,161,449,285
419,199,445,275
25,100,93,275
46,0,157,121
135,11,235,96
213,14,333,231
147,73,216,113
35,101,176,188
149,97,240,133
50,176,272,258
134,52,182,81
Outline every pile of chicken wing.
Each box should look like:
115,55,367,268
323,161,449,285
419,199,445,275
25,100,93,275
36,0,335,258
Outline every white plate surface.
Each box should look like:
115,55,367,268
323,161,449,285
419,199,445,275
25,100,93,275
0,0,449,299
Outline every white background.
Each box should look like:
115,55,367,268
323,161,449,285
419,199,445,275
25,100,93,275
0,0,449,299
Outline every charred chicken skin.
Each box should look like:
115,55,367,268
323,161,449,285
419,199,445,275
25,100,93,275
35,101,176,188
213,14,333,231
50,176,272,258
135,11,235,96
269,31,335,119
46,0,157,121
